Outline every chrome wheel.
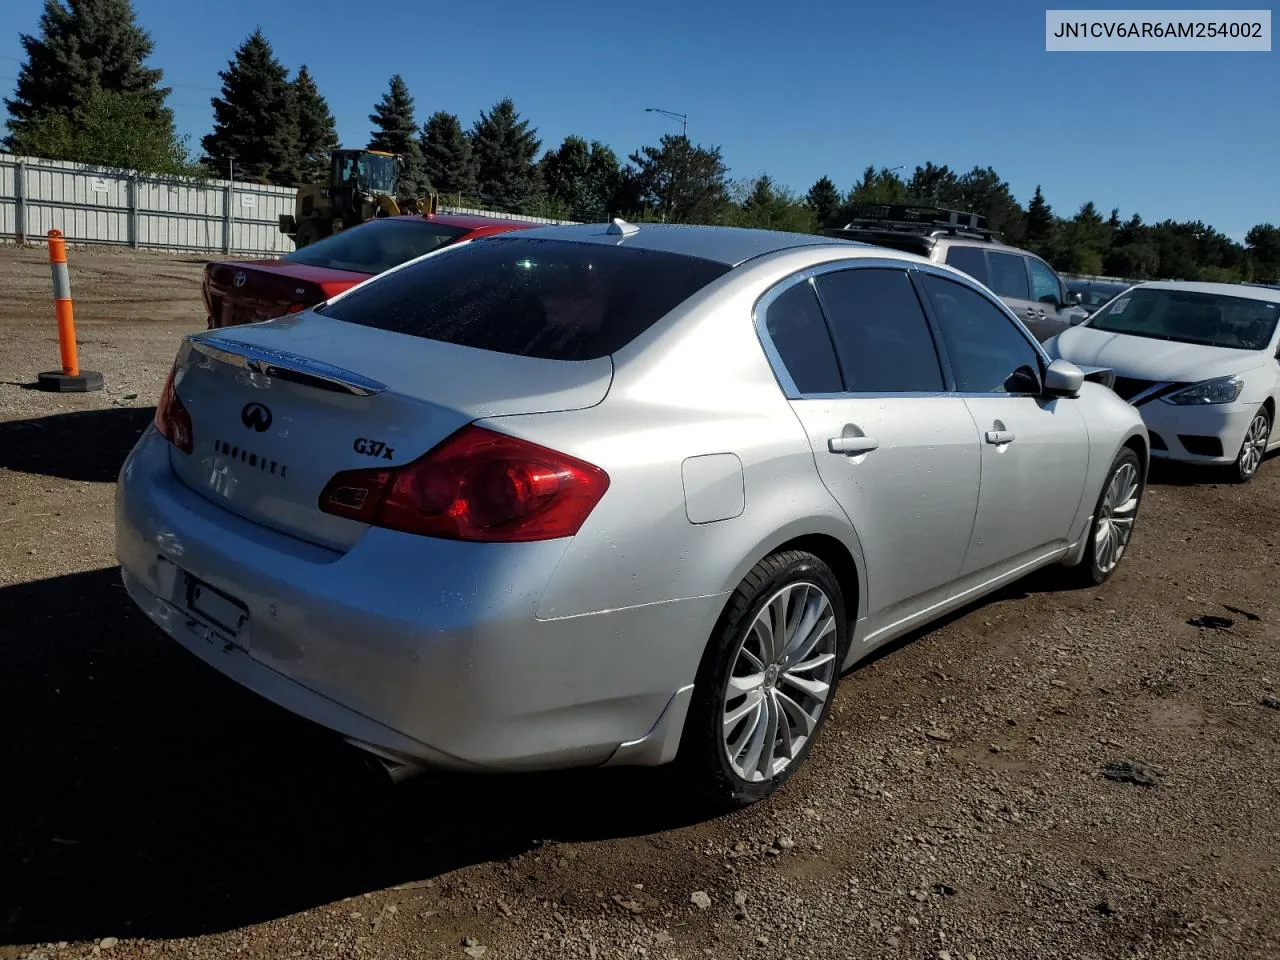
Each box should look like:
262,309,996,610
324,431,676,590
1094,461,1140,575
722,581,838,783
1238,412,1269,479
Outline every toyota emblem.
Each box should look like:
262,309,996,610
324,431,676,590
240,402,272,432
233,271,247,288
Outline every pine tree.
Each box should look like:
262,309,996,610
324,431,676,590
293,64,338,184
540,135,620,221
5,0,172,152
1024,185,1055,259
805,176,841,227
367,74,425,195
420,111,477,197
471,98,542,213
201,29,300,184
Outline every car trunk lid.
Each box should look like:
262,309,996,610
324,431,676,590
204,260,369,327
166,312,614,551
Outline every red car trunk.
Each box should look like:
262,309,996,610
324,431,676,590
203,261,368,328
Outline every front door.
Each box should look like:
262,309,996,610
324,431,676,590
916,270,1092,581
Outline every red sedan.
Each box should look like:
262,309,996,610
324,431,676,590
202,213,539,329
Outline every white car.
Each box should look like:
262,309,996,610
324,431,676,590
1044,281,1280,482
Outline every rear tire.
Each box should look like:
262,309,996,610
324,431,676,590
1229,407,1271,484
678,550,848,809
1067,447,1144,586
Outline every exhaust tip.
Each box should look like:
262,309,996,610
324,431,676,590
344,738,426,785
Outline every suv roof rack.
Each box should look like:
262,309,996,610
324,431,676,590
825,204,1001,242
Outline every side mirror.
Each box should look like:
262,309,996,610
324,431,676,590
1065,290,1083,306
1044,358,1085,398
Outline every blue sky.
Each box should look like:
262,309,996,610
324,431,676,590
3,0,1277,239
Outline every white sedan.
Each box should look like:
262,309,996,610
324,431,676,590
1044,281,1280,482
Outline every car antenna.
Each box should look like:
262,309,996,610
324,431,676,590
606,217,639,237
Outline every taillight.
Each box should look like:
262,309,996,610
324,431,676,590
318,425,610,542
153,366,193,454
285,302,306,314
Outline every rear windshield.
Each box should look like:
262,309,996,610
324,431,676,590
282,219,467,275
316,236,732,361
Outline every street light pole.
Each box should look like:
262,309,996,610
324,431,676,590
645,107,688,138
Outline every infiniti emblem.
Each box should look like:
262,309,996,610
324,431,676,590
240,402,272,432
233,271,246,288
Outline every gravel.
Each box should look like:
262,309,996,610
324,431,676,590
2,244,1278,960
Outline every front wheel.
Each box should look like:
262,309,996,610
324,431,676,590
1231,407,1271,483
678,550,848,809
1069,447,1144,586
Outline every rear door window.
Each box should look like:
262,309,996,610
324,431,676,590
987,251,1031,300
318,237,732,361
813,267,945,393
944,245,990,287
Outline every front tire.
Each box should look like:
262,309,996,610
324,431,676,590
1070,447,1143,586
678,550,848,809
1231,407,1271,484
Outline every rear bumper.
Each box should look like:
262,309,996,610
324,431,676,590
115,426,720,772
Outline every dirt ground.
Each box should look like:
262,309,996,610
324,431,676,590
1,243,1278,960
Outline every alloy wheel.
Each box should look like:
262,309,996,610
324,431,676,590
1238,413,1270,479
721,582,838,783
1094,461,1140,575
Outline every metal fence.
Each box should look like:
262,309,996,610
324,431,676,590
0,152,579,257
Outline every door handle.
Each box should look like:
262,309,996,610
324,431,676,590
1023,307,1037,317
985,430,1015,445
828,435,879,455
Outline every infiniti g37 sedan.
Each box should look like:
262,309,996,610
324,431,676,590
1045,281,1280,483
116,222,1149,807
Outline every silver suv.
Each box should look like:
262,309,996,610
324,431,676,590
827,206,1088,342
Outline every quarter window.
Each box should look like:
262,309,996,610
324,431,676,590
761,280,843,394
920,273,1042,395
987,251,1030,300
813,268,945,393
1027,257,1063,305
944,245,989,287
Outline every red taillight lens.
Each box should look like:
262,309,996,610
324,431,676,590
318,425,610,542
153,367,193,454
285,302,306,314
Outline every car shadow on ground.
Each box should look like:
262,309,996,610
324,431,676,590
0,407,155,483
0,566,703,946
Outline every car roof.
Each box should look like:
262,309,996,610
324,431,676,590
387,213,540,231
506,221,866,267
1128,280,1280,303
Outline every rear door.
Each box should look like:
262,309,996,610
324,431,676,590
758,262,982,642
916,269,1091,582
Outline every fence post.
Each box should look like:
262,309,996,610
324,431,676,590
15,160,27,244
127,175,139,249
223,180,233,254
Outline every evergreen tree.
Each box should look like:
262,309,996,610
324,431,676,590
5,0,172,152
201,29,300,183
293,64,338,184
805,176,842,227
540,135,620,221
907,162,961,206
1024,185,1055,259
471,98,542,213
420,111,477,197
367,74,425,195
732,174,815,233
627,134,729,224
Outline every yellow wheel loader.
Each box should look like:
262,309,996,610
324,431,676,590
278,149,438,248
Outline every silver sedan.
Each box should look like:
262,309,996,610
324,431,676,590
116,221,1149,807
